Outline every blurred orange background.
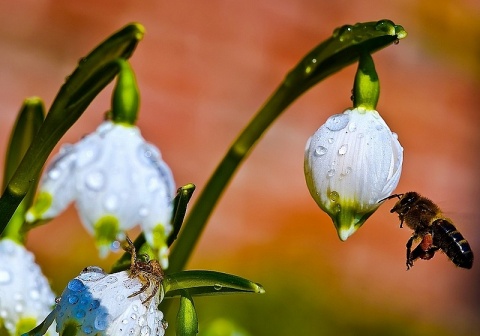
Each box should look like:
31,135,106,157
0,1,479,335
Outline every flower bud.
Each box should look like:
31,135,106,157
26,121,175,266
304,107,403,240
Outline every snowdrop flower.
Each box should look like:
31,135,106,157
26,120,175,267
53,266,167,336
0,238,56,335
304,107,403,240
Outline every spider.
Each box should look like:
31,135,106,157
122,236,165,305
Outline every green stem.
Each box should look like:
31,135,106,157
353,51,380,110
168,20,407,273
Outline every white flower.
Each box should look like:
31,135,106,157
26,121,176,267
53,266,166,336
0,238,56,335
304,107,403,240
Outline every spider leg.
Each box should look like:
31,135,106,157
128,278,150,300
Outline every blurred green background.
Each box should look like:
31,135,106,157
0,0,479,335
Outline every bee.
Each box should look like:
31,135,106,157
381,192,473,270
122,236,165,304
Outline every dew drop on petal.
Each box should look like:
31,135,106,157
392,132,398,140
328,138,334,144
103,194,118,211
131,313,138,320
141,326,151,335
348,122,357,132
82,325,93,334
338,144,348,155
90,299,100,310
329,191,339,202
14,302,23,313
68,295,79,304
334,203,342,214
76,309,86,319
138,316,147,326
67,279,86,292
47,169,61,180
357,133,365,139
85,171,105,191
314,146,327,157
326,169,336,178
325,114,350,131
29,289,40,300
79,266,107,281
105,276,118,284
94,312,110,331
0,269,12,284
138,206,149,217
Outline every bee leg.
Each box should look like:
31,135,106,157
406,235,415,270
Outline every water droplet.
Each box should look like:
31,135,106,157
314,146,327,157
132,304,139,312
47,168,61,180
68,295,79,304
138,206,149,217
333,203,342,214
76,309,86,319
333,24,353,41
141,326,151,335
93,284,107,292
392,132,398,140
14,302,23,313
328,138,334,144
90,299,100,310
138,315,147,326
79,266,107,281
329,191,339,202
338,144,348,155
106,276,118,284
340,167,352,178
131,313,138,320
122,319,129,324
147,176,161,192
375,19,396,35
103,194,118,211
214,284,223,291
348,122,357,132
94,312,110,330
85,171,105,191
0,269,12,284
325,114,350,131
67,279,86,292
30,289,40,300
326,169,336,178
357,133,364,139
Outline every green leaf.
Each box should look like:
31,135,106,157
168,19,407,273
1,97,45,242
0,23,145,236
164,270,265,297
168,183,196,247
21,309,56,336
176,291,199,336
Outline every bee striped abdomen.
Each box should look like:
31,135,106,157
432,219,473,269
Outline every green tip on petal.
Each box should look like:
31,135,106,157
325,199,378,241
111,59,140,125
16,316,38,335
94,215,120,257
25,192,53,222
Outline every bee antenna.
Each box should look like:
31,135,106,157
378,193,403,203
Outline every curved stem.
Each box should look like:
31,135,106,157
168,20,407,273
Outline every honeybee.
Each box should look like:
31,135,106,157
381,192,473,270
122,236,164,304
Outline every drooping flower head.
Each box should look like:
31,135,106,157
53,266,167,336
304,107,403,240
304,51,403,240
0,238,56,335
26,121,176,267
